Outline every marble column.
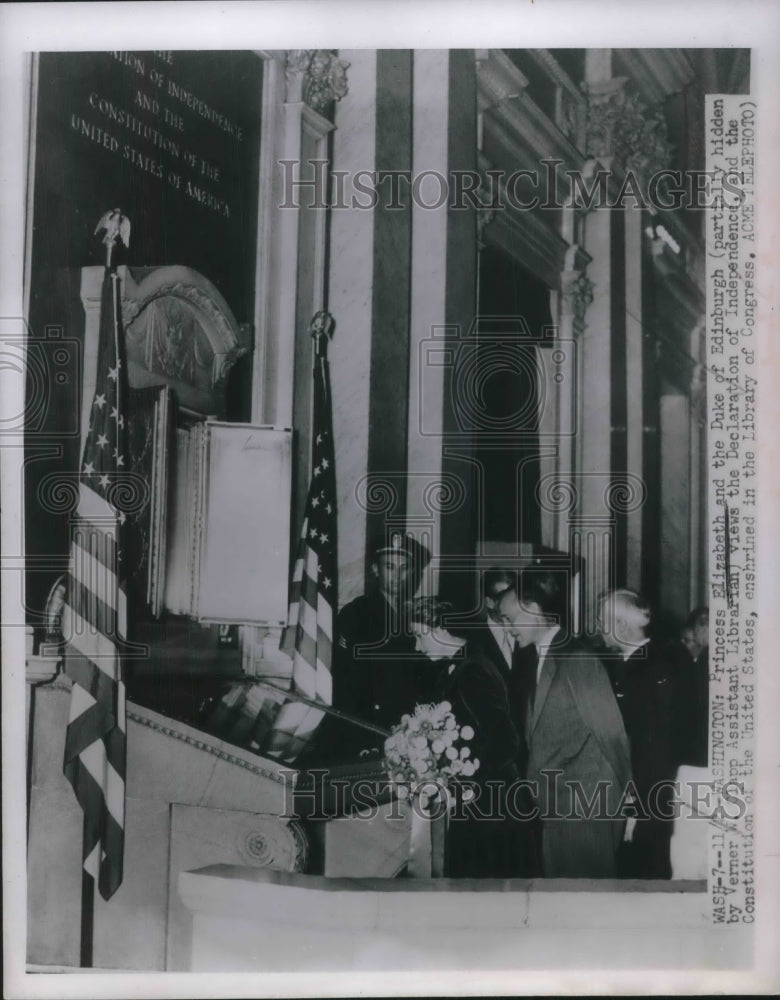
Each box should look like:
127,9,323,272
407,50,451,596
577,199,614,629
624,208,645,592
329,49,378,605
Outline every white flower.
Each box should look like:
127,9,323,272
460,746,470,759
462,761,476,777
460,725,474,741
384,700,469,798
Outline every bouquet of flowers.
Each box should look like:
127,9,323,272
383,701,480,800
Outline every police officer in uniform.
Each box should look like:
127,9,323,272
326,529,436,760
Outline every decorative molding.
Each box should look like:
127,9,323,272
477,154,571,289
126,703,286,786
26,655,67,688
476,49,528,112
478,52,584,174
475,173,497,249
584,77,673,185
525,49,586,147
476,206,496,250
614,48,694,106
285,50,349,115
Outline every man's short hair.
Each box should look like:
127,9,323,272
686,605,709,629
599,588,651,628
481,567,517,601
500,573,557,618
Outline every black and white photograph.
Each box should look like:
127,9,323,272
2,2,779,996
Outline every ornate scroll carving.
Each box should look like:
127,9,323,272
560,270,595,329
237,816,309,872
285,49,349,115
584,77,673,185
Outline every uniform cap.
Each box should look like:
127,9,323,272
370,529,431,567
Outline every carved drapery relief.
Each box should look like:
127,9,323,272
118,268,251,416
584,77,673,185
285,49,350,115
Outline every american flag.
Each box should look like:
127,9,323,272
265,312,337,759
62,263,128,900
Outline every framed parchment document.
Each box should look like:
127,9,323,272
169,422,293,625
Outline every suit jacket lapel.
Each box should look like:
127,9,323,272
531,644,558,732
479,619,511,684
563,652,631,786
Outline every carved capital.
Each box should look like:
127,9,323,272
560,270,595,328
285,50,349,115
285,50,312,102
584,77,672,185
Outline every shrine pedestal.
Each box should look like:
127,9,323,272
178,866,739,973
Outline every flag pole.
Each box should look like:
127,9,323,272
72,208,131,967
79,819,95,967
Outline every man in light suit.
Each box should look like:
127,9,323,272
498,578,631,878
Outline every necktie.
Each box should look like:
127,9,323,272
512,641,538,719
502,631,514,667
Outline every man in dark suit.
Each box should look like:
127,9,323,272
468,568,517,681
325,529,436,759
498,578,631,878
596,589,679,879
